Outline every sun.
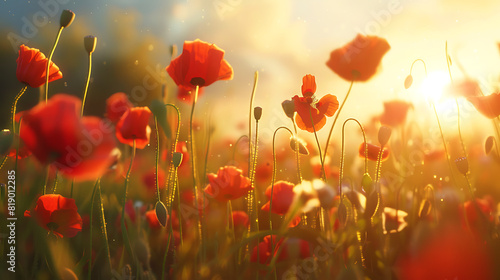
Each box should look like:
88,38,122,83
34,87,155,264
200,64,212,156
420,70,450,102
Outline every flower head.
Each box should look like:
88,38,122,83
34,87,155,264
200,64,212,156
379,100,413,127
166,39,233,88
24,194,82,238
106,92,132,123
467,93,500,119
293,75,339,132
261,181,295,215
16,45,63,88
358,142,390,161
20,94,116,181
116,107,152,149
326,34,390,82
204,166,252,202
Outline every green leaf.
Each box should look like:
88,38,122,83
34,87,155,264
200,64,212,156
149,99,172,139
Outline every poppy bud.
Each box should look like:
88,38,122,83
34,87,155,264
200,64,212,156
289,137,309,155
0,129,13,156
281,100,295,119
84,35,97,54
485,136,495,155
60,10,75,28
254,107,262,121
361,173,373,194
418,199,432,220
173,152,183,168
404,74,413,89
455,157,469,175
154,201,168,227
378,126,392,146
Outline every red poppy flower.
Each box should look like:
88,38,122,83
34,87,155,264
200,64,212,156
177,85,205,103
106,92,132,122
459,197,493,236
443,79,482,99
116,107,152,149
379,100,413,127
232,210,249,230
261,181,295,215
359,142,390,161
24,194,82,238
326,34,390,82
204,166,252,202
20,94,116,181
467,93,500,119
398,226,493,280
166,39,233,88
142,168,166,193
293,75,339,132
250,235,310,265
16,44,63,88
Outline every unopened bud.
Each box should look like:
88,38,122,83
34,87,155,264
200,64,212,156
155,201,168,227
485,136,495,155
404,74,413,89
281,100,295,119
84,35,97,54
290,137,309,155
254,107,262,121
455,157,469,175
173,152,183,168
60,9,75,28
378,126,392,146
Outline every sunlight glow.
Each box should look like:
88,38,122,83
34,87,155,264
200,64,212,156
420,71,450,102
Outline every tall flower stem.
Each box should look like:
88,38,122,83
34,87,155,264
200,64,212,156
431,102,458,187
154,118,161,203
96,179,112,274
12,86,27,135
121,140,136,267
291,120,303,183
375,145,385,183
249,116,260,233
309,107,326,182
323,80,354,162
189,85,203,264
45,26,64,103
81,52,93,116
88,179,100,280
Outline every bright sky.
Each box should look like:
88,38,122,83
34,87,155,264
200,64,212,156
2,0,500,142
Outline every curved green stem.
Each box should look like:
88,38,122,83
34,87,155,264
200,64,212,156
81,53,92,117
45,26,64,103
12,86,27,135
339,118,367,194
96,179,112,274
323,80,354,162
290,119,302,183
409,58,428,76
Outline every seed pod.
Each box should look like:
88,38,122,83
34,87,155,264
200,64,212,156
254,107,262,121
361,173,373,194
155,201,168,227
60,9,75,28
337,202,348,228
289,137,309,155
84,35,97,54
